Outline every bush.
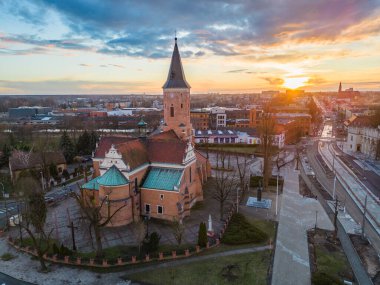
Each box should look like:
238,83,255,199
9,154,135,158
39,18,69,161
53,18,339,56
62,169,70,180
52,243,72,257
222,213,268,245
311,272,343,285
197,222,208,247
143,232,161,253
1,253,15,261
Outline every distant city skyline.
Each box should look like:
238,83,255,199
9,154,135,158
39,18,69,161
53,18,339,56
1,0,380,95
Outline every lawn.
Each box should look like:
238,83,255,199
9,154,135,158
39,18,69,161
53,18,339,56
312,244,352,285
126,251,271,285
198,145,257,155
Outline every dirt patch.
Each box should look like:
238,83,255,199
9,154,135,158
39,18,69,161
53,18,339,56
350,234,380,283
299,176,317,198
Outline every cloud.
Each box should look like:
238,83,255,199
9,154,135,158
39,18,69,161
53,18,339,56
1,0,380,61
226,69,248,73
0,79,153,95
261,77,284,86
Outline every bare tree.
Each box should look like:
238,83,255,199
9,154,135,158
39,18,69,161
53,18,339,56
172,218,185,245
73,190,127,257
212,169,237,221
234,153,250,199
135,220,147,254
258,106,275,191
18,176,53,272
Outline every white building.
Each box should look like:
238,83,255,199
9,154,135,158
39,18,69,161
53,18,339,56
345,116,380,160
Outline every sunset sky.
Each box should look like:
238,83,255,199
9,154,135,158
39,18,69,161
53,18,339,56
0,0,380,95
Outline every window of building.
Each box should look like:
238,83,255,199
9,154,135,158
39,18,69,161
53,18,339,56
351,135,353,141
145,204,150,214
181,103,183,108
160,194,164,200
189,166,192,183
170,105,174,117
157,205,163,214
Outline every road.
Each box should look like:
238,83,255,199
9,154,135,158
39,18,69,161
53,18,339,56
308,140,380,255
0,178,84,230
0,273,35,285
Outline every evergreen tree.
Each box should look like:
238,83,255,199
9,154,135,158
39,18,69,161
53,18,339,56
197,222,208,247
89,131,99,153
0,143,11,166
60,131,75,163
76,130,91,155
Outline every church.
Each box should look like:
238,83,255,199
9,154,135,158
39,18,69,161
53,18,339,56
81,38,210,226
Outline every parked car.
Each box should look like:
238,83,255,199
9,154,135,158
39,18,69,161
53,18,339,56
9,214,22,227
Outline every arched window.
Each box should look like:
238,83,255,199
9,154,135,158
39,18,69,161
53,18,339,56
170,105,174,117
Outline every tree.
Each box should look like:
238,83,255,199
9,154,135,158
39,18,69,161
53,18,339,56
0,143,11,166
89,131,99,153
76,130,91,155
136,220,147,255
197,222,207,247
59,131,75,163
172,218,185,245
234,153,250,199
258,106,275,191
73,190,127,257
18,176,53,271
212,168,237,220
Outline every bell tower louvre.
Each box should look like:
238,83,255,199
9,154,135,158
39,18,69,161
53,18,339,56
162,37,193,141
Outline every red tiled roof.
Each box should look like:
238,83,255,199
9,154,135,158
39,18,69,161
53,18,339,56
94,131,188,167
149,129,180,141
147,140,186,164
118,139,149,170
94,135,133,158
349,116,373,127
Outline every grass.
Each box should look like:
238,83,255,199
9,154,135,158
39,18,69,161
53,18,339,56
197,144,257,154
222,213,268,245
126,251,271,285
1,252,16,261
312,244,351,284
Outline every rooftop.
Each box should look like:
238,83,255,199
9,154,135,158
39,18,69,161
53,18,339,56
142,167,183,191
97,165,129,187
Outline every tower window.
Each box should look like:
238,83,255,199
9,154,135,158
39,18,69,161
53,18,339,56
189,166,192,183
181,103,183,108
170,106,174,117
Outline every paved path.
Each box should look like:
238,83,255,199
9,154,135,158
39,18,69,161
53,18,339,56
122,245,271,276
272,163,333,285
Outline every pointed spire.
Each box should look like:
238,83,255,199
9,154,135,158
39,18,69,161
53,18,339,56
163,37,191,89
338,82,342,93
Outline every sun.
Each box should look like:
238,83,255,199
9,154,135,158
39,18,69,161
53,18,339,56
282,77,309,89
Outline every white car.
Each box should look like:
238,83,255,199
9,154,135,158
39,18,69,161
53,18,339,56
9,214,22,227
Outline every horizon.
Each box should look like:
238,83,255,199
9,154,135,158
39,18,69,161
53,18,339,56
1,1,380,95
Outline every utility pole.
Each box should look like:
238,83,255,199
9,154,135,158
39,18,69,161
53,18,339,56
361,195,368,239
333,175,337,200
17,204,23,245
67,221,78,251
333,198,339,240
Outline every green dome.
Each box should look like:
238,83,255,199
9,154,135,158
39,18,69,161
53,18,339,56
97,165,129,187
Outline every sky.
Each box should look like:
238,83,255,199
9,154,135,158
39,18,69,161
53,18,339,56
0,0,380,95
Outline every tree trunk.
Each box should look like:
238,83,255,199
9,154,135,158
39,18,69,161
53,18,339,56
94,225,103,257
220,201,224,221
37,251,48,272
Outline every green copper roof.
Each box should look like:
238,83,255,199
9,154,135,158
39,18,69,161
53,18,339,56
97,165,129,186
81,176,101,191
142,167,183,191
137,119,147,127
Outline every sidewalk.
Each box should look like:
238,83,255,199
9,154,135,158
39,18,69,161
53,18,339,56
272,164,333,285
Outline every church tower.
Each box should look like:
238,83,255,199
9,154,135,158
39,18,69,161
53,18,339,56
338,82,342,93
162,37,193,141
